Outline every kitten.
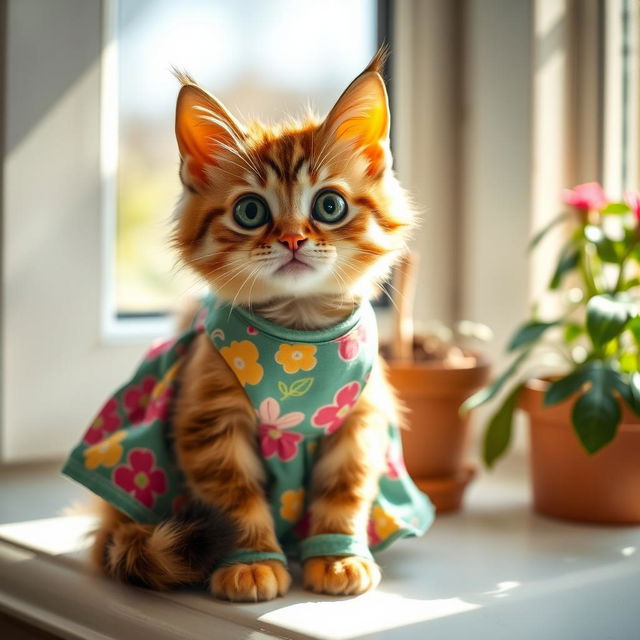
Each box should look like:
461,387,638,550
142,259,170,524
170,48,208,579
65,49,433,602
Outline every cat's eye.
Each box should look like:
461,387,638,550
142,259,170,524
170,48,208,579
233,195,270,229
312,190,348,224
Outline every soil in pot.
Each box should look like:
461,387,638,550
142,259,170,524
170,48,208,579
383,340,490,513
521,380,640,524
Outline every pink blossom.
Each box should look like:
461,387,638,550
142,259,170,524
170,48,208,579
311,381,361,434
113,449,167,508
83,398,121,445
563,182,607,212
257,398,305,462
625,191,640,223
123,376,157,424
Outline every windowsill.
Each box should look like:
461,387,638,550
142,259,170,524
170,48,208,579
0,463,638,639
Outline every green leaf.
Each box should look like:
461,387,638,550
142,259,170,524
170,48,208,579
563,322,583,343
586,294,632,347
461,349,530,413
288,377,314,397
528,213,569,250
549,247,580,290
507,320,559,352
622,277,640,291
628,315,640,343
583,224,622,263
601,202,631,215
483,384,524,467
630,373,640,413
544,370,589,406
277,381,288,400
611,372,640,416
572,389,620,454
618,352,638,373
571,363,622,453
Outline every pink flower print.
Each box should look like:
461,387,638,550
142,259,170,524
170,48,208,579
336,325,367,361
311,381,361,434
385,442,406,480
194,307,207,331
563,182,607,212
143,385,173,423
144,337,176,362
123,376,157,424
83,398,121,445
247,325,259,335
367,517,382,547
113,449,167,508
257,398,304,462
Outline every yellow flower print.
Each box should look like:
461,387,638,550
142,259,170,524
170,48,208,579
371,505,401,540
83,430,127,470
219,340,264,386
152,362,180,399
275,344,317,374
280,488,305,522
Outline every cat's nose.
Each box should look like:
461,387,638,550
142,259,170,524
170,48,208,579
279,233,307,251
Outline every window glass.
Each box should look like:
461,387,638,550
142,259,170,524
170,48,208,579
116,0,377,315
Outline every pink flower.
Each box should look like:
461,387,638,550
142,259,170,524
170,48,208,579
83,398,121,445
563,182,607,212
257,398,305,462
311,381,361,434
625,191,640,223
113,449,167,508
336,325,367,361
123,376,157,424
144,337,176,361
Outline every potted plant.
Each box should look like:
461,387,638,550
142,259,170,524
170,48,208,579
464,182,640,523
383,254,491,513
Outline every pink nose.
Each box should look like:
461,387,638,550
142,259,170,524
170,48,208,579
279,233,306,251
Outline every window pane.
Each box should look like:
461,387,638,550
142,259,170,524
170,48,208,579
115,0,377,315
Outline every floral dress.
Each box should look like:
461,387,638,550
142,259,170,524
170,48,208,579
63,297,434,567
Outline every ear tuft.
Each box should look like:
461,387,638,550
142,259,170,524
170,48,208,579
175,83,245,185
319,63,390,175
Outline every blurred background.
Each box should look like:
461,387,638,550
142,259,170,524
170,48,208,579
1,0,638,467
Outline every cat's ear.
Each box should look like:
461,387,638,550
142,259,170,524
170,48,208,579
175,82,245,185
320,57,390,175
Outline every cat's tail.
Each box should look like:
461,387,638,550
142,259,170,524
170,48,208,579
92,499,239,590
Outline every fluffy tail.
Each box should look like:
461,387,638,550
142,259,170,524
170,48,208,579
93,500,238,590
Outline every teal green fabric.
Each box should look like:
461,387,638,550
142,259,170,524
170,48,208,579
62,296,434,565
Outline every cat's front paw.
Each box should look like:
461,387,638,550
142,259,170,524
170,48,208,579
210,560,291,602
303,555,381,596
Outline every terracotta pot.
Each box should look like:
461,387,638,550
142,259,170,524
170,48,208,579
386,352,490,512
521,380,640,524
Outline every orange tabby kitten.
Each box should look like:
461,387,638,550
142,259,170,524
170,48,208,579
91,50,419,601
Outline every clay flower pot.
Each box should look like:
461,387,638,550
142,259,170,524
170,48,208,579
521,380,640,524
386,353,490,512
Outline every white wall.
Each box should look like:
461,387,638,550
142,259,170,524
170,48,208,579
2,0,146,461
